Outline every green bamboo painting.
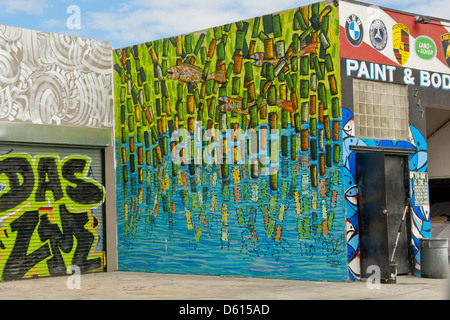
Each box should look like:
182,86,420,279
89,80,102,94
114,1,347,281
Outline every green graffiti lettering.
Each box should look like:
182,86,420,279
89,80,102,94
0,153,106,281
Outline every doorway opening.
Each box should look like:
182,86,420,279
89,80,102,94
426,106,450,207
355,150,414,281
426,106,450,261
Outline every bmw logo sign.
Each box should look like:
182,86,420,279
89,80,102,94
369,19,388,51
345,14,364,47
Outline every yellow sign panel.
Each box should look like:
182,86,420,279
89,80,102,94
441,33,450,68
393,23,410,66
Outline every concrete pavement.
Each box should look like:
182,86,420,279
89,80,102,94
0,271,448,300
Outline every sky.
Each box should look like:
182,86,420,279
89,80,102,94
0,0,449,49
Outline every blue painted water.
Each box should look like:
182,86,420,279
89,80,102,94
116,123,348,281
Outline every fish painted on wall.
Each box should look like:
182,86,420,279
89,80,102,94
260,98,298,113
166,62,227,84
219,96,297,115
218,96,248,115
249,42,319,67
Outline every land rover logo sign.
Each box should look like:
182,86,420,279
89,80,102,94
346,14,363,47
369,19,387,51
415,36,437,60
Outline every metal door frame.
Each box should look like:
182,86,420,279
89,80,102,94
352,146,415,279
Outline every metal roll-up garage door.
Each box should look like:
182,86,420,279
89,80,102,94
0,143,106,281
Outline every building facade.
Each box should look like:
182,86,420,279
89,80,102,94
1,0,449,283
339,0,450,280
0,25,115,281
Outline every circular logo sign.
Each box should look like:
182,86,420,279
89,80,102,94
345,14,364,47
415,36,437,60
369,19,388,51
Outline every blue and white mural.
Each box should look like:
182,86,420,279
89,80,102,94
342,107,430,280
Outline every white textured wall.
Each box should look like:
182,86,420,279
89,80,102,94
0,25,112,128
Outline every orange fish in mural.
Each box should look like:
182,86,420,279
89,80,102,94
218,96,248,115
166,63,227,84
249,42,319,66
275,99,298,113
218,95,297,115
259,98,298,113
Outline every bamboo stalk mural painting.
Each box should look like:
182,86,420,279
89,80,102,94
114,1,347,281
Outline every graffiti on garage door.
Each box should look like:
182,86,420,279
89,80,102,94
0,153,105,281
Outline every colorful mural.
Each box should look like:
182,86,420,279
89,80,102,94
0,153,106,281
114,2,348,281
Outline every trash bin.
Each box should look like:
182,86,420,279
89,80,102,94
420,238,449,279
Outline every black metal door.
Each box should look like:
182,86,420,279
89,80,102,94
356,151,390,280
384,155,410,274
